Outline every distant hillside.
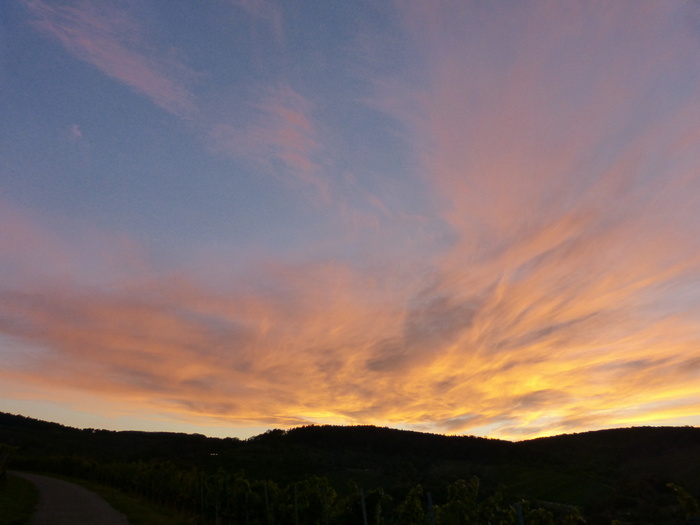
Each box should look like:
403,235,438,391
3,412,700,523
0,411,222,461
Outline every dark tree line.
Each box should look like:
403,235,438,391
15,454,588,524
4,414,700,523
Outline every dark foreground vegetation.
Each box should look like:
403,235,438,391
2,412,700,524
0,472,38,525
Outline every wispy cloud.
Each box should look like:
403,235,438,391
375,0,700,436
70,124,82,139
25,0,198,118
209,83,329,198
24,0,338,203
4,1,700,440
2,203,700,439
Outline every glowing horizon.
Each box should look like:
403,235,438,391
2,0,700,441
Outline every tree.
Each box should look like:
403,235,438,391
395,484,426,525
668,483,700,524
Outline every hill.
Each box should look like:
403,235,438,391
2,412,700,523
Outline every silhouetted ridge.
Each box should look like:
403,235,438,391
3,411,700,523
0,412,230,461
254,424,513,460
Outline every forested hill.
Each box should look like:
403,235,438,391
2,411,699,469
3,411,700,522
0,412,514,463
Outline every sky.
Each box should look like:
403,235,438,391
2,0,700,441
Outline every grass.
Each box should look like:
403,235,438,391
59,476,198,525
0,474,39,525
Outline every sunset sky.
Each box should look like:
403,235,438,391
2,1,700,441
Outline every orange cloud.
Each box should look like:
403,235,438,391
4,1,700,441
349,0,700,437
2,220,699,440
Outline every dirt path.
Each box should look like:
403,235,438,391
14,472,129,525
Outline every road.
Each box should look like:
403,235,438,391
14,472,129,525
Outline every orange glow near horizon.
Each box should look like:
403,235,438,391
2,230,699,441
